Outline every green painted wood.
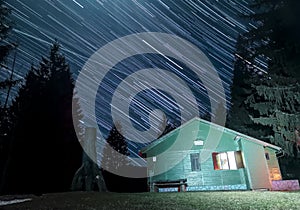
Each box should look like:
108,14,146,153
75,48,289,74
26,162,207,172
265,147,282,180
142,118,281,191
241,139,271,190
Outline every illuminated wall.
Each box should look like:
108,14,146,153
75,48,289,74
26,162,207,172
142,118,281,192
240,139,272,190
265,147,282,181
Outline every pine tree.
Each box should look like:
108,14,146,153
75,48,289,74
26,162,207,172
245,76,300,156
2,42,82,194
0,1,19,193
227,35,268,139
0,0,12,150
101,123,130,172
229,0,300,153
227,0,300,180
241,0,300,157
101,123,130,191
228,2,300,182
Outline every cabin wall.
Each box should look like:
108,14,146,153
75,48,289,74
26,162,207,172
185,153,246,191
144,118,281,192
149,149,247,191
148,121,248,191
265,147,282,181
146,120,198,157
241,139,272,190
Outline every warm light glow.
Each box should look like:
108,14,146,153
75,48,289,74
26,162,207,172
271,168,282,181
227,151,237,170
213,151,244,170
220,153,229,170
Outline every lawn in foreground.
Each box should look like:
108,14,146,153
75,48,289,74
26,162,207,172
1,191,300,210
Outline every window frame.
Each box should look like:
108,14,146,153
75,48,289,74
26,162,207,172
212,151,244,170
265,152,270,160
190,153,201,171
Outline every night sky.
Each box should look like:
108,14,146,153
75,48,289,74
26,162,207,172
3,0,254,161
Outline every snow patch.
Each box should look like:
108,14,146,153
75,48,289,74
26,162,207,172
0,198,32,206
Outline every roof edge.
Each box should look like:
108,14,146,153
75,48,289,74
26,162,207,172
140,117,282,154
139,117,199,153
198,118,282,151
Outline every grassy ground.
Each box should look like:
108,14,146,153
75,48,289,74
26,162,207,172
1,191,300,210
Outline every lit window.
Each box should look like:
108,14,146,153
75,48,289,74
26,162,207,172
212,151,244,170
219,152,229,170
190,153,200,171
227,151,237,170
270,168,282,180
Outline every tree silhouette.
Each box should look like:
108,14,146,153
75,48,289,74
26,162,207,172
101,123,130,172
101,123,130,192
228,0,300,179
0,0,20,193
227,35,269,139
2,42,82,194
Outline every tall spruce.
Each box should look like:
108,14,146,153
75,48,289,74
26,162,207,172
0,0,18,194
2,42,82,194
101,123,130,191
227,35,268,139
229,0,300,159
245,0,300,156
101,123,130,172
245,75,300,156
0,0,12,152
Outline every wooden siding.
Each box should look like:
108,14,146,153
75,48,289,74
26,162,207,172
265,147,282,181
150,149,246,189
145,119,199,157
143,118,281,191
241,139,272,190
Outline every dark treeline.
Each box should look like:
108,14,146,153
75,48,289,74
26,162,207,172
227,0,300,179
101,123,147,192
0,1,83,194
0,42,83,194
0,1,147,194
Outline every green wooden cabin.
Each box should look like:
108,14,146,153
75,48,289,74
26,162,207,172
140,117,282,192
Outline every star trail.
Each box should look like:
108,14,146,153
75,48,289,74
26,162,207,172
2,0,255,161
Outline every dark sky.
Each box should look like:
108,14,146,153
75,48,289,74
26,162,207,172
3,0,254,160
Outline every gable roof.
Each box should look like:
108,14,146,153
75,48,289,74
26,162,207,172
140,117,281,154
